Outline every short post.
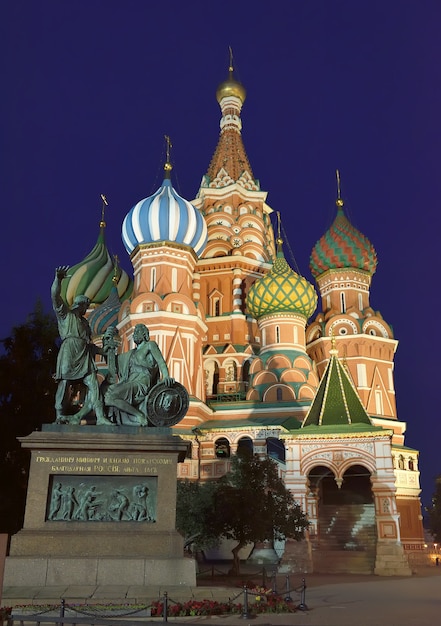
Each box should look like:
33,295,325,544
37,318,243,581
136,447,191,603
163,591,168,622
284,574,292,602
271,570,278,595
241,585,252,619
262,566,267,587
59,598,65,626
297,577,308,611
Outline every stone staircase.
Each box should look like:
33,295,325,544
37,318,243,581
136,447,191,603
312,504,377,574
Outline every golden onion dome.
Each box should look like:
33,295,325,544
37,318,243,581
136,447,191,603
216,67,246,104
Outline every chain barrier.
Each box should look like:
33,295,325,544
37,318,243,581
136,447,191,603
7,576,308,625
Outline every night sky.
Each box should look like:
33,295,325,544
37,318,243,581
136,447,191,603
2,1,440,506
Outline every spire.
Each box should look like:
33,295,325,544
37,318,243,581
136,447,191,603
100,193,108,229
336,169,344,209
276,211,283,255
203,53,258,191
302,341,373,428
163,135,173,179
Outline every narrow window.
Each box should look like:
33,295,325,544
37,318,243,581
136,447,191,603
375,389,383,414
357,364,367,387
340,292,346,313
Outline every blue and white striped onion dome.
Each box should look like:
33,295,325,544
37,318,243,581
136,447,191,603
122,177,208,257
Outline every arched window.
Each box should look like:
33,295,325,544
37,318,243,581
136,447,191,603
151,267,156,291
215,437,230,458
172,268,178,292
276,388,283,401
398,455,405,469
267,437,285,462
237,436,253,459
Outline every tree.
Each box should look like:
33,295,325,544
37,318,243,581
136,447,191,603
427,476,441,542
176,479,220,555
0,302,59,533
214,454,309,575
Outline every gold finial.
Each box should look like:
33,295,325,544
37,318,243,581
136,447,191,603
100,193,108,227
228,46,234,73
112,255,119,284
336,170,344,208
330,327,338,355
164,135,173,173
276,211,283,250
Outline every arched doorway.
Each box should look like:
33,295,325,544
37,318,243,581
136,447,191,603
308,464,376,574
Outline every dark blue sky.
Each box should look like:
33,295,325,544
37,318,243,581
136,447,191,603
2,1,440,505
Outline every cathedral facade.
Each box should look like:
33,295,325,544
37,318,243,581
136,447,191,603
62,65,424,575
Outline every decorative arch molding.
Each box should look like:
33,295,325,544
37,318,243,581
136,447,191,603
293,356,313,370
246,388,260,401
297,384,317,400
240,242,265,261
163,293,197,315
253,370,278,386
280,369,307,383
300,444,376,477
206,216,232,228
306,323,322,343
327,317,360,336
249,358,264,374
263,384,295,402
132,293,163,314
203,241,233,258
266,355,291,370
338,457,376,478
362,318,392,339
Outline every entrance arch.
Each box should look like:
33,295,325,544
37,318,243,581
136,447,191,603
308,464,377,573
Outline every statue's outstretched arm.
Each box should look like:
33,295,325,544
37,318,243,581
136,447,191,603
51,265,69,312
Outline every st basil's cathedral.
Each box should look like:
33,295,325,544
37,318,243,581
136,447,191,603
60,63,425,575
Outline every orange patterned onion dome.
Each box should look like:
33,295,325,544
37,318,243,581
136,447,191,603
246,249,317,319
310,203,377,277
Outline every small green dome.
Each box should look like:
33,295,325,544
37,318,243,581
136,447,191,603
246,250,317,319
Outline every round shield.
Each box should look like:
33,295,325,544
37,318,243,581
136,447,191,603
146,380,189,427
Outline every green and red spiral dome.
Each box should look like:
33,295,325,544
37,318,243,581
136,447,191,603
309,203,377,278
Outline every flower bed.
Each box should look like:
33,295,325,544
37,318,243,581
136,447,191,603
1,591,297,621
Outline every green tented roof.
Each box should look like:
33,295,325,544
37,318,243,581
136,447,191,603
302,349,373,428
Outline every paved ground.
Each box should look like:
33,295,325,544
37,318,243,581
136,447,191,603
2,564,441,626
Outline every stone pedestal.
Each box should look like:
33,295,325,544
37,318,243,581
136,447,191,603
4,425,196,588
374,541,412,576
